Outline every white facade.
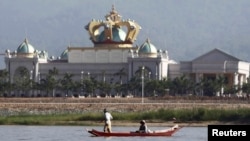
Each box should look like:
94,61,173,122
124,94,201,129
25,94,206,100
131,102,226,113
179,48,250,96
68,47,136,63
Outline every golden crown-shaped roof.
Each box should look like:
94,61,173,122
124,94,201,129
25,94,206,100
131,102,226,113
85,5,141,47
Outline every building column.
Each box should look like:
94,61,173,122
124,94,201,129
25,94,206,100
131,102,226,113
155,62,158,80
234,73,239,96
238,74,244,96
234,73,238,86
158,62,162,80
216,74,220,96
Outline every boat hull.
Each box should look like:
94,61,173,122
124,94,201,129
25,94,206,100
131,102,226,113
87,124,181,137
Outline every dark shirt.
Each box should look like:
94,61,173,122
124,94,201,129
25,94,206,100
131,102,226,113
139,125,146,132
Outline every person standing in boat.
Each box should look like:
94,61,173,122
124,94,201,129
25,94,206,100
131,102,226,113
103,108,113,133
136,120,149,133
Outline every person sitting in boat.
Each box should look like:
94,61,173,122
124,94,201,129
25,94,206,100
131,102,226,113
103,108,113,133
136,120,150,133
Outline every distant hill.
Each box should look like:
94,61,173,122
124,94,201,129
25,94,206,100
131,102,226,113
1,0,250,68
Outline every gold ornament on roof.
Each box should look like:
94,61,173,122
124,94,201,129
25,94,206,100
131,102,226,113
105,5,121,23
85,5,141,47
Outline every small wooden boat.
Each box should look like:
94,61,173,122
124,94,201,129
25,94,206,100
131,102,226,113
87,124,181,137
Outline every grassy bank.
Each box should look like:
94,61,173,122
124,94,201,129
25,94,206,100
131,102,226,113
1,108,250,126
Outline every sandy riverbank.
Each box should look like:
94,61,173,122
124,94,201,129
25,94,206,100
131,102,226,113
54,120,239,127
0,97,249,126
1,97,249,113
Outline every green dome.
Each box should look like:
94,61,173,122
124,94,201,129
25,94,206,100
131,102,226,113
98,27,126,42
60,49,68,60
138,39,157,54
16,38,35,53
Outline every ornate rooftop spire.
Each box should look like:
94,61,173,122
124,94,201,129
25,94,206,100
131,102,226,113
105,5,121,22
146,38,150,44
24,38,29,44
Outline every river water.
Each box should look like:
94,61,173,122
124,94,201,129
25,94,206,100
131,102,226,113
0,125,207,141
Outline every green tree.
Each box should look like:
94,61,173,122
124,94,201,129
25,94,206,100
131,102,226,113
83,76,97,97
60,72,74,97
242,77,250,96
202,78,217,96
114,68,127,85
114,68,127,96
171,75,190,95
145,79,160,96
41,67,59,97
0,69,9,96
98,81,112,97
158,77,173,96
127,76,141,97
215,75,225,96
13,67,32,97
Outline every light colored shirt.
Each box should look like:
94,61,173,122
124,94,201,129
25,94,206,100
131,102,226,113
104,112,113,124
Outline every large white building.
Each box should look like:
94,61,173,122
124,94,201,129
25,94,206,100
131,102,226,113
4,6,250,97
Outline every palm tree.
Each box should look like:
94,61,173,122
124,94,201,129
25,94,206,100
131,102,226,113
13,67,31,97
171,75,190,95
158,77,172,96
144,79,160,96
216,75,225,96
60,72,74,97
194,80,204,96
42,67,59,97
202,78,217,96
242,77,250,98
114,68,127,85
98,81,112,97
114,68,127,96
83,77,97,97
0,69,9,96
127,76,141,96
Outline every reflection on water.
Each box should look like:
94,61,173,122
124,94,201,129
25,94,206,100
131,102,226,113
0,125,207,141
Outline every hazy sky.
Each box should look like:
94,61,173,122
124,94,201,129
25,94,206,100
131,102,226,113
1,0,250,69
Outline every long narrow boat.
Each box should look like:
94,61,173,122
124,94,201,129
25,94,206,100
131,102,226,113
87,124,181,137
